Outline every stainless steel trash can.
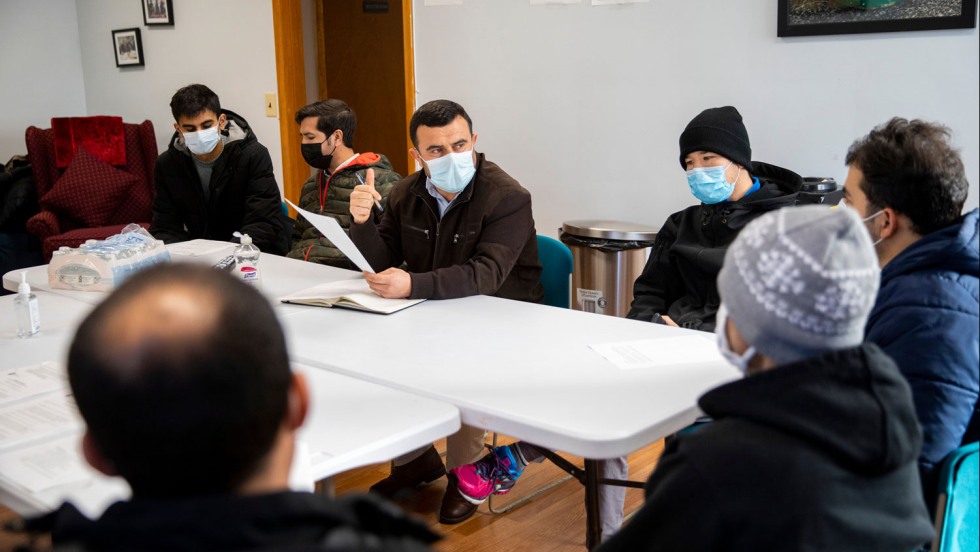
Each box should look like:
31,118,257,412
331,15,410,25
560,220,659,318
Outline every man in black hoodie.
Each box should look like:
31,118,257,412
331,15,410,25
599,206,934,551
25,263,437,551
628,106,801,332
150,84,289,255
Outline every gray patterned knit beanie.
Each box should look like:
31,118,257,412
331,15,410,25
717,205,880,364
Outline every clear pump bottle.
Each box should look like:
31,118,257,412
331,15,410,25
14,272,40,338
232,232,261,286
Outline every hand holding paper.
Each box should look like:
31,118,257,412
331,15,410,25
364,267,412,299
284,199,375,273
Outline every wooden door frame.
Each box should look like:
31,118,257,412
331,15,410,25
271,0,308,210
313,0,416,177
273,0,416,205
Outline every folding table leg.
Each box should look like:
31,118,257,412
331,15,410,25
584,459,602,550
315,477,335,497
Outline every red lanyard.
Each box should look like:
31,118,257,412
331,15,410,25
318,170,333,214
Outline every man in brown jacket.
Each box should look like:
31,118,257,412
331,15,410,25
349,99,543,524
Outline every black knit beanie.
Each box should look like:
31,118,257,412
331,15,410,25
678,106,752,169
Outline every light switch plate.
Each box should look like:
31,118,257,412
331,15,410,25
265,93,277,117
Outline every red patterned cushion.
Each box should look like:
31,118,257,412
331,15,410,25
41,148,140,227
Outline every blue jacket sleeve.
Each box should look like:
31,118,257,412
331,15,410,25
865,282,980,475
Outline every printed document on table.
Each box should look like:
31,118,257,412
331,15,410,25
0,434,90,493
0,362,67,407
165,240,236,257
284,199,375,273
0,391,82,450
590,335,724,370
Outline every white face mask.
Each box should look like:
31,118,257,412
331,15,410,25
837,199,885,247
425,150,476,194
715,304,756,375
862,209,885,246
183,125,221,156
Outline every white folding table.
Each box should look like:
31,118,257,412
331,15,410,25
278,294,739,546
4,240,739,547
0,291,460,518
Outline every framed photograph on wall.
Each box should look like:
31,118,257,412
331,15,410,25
142,0,174,26
778,0,978,37
112,28,144,68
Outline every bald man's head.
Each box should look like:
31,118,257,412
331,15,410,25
68,263,291,497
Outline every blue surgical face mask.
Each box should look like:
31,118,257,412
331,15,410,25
715,304,756,375
184,125,221,156
687,162,739,204
426,151,476,194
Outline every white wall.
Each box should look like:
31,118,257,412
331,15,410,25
73,0,284,192
413,0,980,238
0,0,87,160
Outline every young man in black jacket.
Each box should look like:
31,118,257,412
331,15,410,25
25,263,437,551
150,84,289,255
599,206,934,552
627,106,801,331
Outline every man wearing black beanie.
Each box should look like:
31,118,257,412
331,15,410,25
627,106,802,331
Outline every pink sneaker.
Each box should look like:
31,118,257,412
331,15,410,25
451,445,526,505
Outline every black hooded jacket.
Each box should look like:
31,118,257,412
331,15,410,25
627,161,801,331
597,344,934,552
150,110,289,255
31,491,438,551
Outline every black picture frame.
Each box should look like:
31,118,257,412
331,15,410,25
142,0,174,26
778,0,978,37
112,28,144,68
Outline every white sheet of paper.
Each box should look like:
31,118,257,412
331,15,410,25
590,335,724,370
288,440,315,493
0,391,83,450
166,241,236,257
532,0,580,4
425,0,463,5
284,199,375,273
0,363,67,407
281,279,373,300
592,0,647,4
0,433,90,493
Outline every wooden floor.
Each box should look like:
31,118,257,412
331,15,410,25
0,436,663,551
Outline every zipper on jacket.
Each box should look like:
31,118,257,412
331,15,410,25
452,231,477,245
404,223,430,240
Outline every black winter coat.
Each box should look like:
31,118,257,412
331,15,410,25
627,162,801,331
150,110,289,255
31,491,438,551
597,344,934,552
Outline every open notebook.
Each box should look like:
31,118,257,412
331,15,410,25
280,279,425,314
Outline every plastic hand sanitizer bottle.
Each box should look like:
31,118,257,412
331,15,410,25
15,272,40,338
232,232,261,287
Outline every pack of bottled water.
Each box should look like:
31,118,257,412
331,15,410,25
48,224,171,291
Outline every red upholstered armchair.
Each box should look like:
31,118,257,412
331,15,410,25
25,118,157,261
